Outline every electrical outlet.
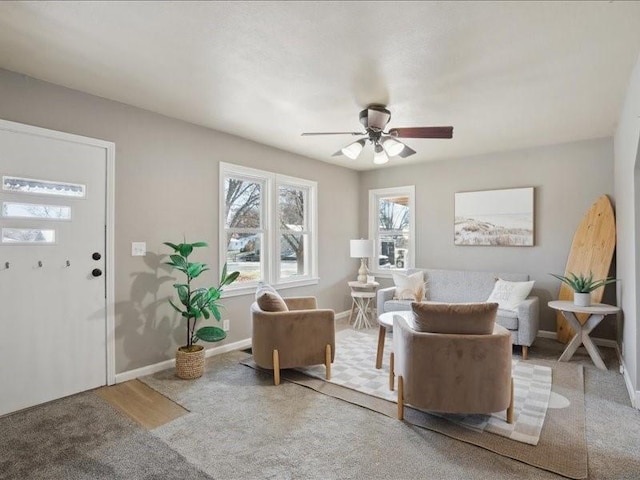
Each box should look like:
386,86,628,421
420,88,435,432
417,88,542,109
222,319,230,332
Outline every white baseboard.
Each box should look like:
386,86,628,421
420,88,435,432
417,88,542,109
114,311,351,384
537,330,558,340
114,338,252,384
537,329,618,348
619,355,640,409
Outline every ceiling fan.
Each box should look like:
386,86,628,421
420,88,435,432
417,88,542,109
301,104,453,164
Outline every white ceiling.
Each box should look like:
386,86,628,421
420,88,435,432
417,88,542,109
1,1,639,171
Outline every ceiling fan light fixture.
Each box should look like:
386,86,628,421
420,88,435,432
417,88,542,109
341,139,365,159
373,144,389,165
381,136,405,157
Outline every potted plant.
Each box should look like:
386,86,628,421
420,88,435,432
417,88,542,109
550,272,618,307
165,240,239,379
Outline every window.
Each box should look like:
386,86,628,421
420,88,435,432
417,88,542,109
1,227,56,244
2,176,86,198
368,186,415,273
220,163,318,294
2,202,72,220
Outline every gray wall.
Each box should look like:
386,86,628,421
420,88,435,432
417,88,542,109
0,66,622,378
614,51,640,395
0,69,360,374
359,138,615,336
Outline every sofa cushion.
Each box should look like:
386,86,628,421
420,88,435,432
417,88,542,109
255,284,288,312
392,271,425,300
411,302,498,335
486,278,535,310
496,308,519,330
408,268,529,303
384,299,413,312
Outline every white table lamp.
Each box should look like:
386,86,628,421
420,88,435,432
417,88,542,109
350,239,373,283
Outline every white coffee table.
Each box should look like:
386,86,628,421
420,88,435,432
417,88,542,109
548,300,620,370
376,311,413,369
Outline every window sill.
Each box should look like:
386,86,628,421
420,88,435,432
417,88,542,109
222,277,321,298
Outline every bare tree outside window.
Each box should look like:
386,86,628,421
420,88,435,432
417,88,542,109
224,179,260,229
279,186,306,275
379,198,409,231
375,194,411,269
224,178,263,283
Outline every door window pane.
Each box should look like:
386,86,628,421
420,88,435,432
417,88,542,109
225,232,262,284
1,228,56,244
224,178,261,229
2,202,71,220
2,176,86,198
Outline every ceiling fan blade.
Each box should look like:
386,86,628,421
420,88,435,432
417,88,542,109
387,126,453,139
301,131,366,136
397,144,416,158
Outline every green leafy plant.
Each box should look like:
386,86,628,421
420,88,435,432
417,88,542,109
549,272,618,293
164,241,239,352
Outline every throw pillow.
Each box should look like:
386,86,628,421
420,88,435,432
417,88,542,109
486,279,535,311
255,284,288,312
411,302,498,335
393,271,426,301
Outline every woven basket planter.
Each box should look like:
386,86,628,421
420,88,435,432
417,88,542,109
175,345,205,379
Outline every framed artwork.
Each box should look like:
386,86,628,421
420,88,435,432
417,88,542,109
454,187,534,246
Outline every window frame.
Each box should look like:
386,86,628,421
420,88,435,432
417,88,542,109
368,185,416,277
220,162,318,297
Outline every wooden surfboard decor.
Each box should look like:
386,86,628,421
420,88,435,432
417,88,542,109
556,195,616,343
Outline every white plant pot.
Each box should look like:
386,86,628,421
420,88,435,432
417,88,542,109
574,292,591,307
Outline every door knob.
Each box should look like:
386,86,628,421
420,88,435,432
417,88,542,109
92,252,102,261
92,268,103,277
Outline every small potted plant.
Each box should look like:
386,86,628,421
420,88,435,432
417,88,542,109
550,272,618,307
165,241,239,379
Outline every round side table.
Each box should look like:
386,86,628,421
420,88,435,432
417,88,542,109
348,281,379,329
548,300,620,370
375,311,413,369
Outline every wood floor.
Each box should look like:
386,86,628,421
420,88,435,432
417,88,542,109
96,379,188,429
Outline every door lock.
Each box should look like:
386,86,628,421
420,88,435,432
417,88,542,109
92,252,102,261
92,268,103,277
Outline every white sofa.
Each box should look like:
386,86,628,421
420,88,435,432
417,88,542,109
376,268,539,359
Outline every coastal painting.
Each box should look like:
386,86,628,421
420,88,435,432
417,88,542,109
454,187,534,246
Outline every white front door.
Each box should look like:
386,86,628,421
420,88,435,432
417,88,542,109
0,120,114,417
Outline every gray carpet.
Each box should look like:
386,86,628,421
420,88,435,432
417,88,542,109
2,332,639,480
296,328,554,446
241,348,586,478
0,390,213,480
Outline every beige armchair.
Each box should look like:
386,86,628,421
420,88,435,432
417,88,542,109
251,296,335,385
392,303,514,423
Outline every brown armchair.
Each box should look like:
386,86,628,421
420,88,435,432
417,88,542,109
251,296,335,385
392,303,514,423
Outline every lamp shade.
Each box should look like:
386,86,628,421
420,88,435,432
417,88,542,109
350,239,373,258
341,139,365,160
373,143,389,165
381,136,405,157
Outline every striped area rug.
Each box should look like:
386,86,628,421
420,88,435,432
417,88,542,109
297,328,552,445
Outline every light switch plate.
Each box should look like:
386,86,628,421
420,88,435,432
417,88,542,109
131,242,147,256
